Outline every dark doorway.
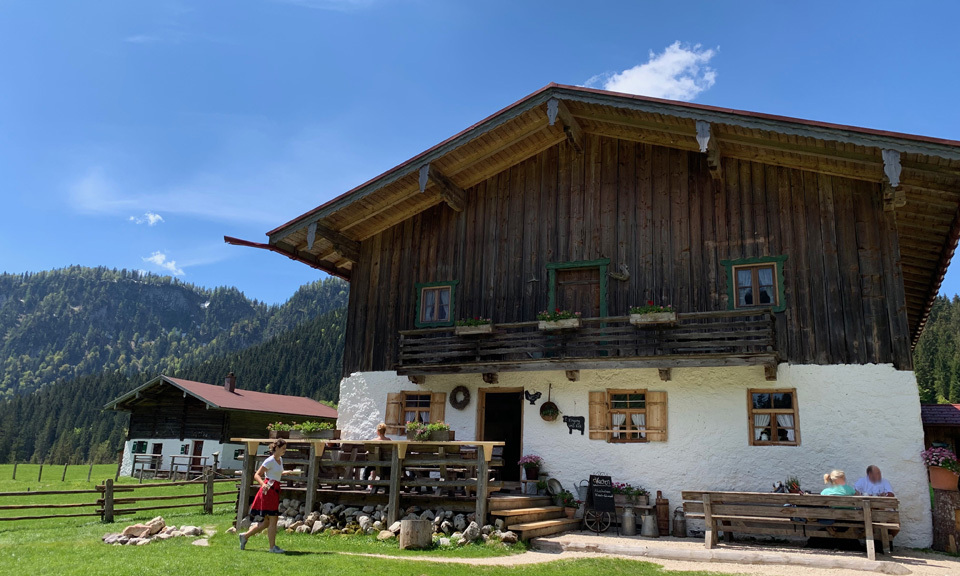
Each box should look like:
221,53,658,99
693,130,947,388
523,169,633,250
556,267,601,317
150,443,163,470
480,391,523,482
191,440,204,474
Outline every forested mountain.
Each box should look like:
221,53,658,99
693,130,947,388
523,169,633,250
0,266,349,464
0,267,347,396
915,295,960,403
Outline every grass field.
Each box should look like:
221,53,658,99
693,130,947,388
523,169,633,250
0,465,735,576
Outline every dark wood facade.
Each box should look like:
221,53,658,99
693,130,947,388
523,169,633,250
344,135,912,374
125,385,308,443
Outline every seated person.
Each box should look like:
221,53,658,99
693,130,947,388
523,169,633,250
362,423,390,488
854,465,894,497
821,469,856,496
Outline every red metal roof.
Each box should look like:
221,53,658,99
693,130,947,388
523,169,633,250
921,404,960,426
149,376,337,419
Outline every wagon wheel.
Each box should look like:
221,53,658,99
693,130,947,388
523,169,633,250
582,509,612,533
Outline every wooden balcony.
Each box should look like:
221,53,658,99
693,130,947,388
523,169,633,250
397,309,778,377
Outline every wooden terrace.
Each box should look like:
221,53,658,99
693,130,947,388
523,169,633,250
232,438,505,528
397,309,778,378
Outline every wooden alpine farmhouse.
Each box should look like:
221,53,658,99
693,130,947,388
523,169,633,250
229,84,960,546
107,373,337,478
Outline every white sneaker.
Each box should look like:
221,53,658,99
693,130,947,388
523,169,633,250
269,546,286,554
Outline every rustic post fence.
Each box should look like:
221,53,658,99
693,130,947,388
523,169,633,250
37,459,43,482
87,462,93,482
102,479,114,523
62,463,68,482
11,461,16,480
203,470,214,514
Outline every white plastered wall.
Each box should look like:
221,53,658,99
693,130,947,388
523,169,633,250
338,363,932,547
120,438,243,476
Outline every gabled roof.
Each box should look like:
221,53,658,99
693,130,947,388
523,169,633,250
921,404,960,426
227,83,960,345
106,375,338,420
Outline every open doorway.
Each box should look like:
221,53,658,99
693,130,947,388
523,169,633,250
190,440,204,475
478,389,523,482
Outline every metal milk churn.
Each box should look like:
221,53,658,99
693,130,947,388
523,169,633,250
640,511,659,537
621,505,637,536
672,506,687,538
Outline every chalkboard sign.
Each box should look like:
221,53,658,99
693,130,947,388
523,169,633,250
562,415,585,435
586,475,616,513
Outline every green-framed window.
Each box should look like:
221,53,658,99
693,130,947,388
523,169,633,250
131,441,148,454
414,281,458,328
546,258,610,317
721,255,787,313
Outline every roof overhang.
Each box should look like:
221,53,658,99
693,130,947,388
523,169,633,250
234,83,960,346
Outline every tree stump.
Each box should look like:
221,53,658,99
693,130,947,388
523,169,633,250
398,519,433,550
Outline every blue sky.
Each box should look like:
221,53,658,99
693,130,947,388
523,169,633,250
2,1,960,304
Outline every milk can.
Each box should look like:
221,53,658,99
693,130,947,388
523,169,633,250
640,511,659,537
621,505,637,536
672,507,687,538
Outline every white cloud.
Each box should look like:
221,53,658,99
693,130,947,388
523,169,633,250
129,212,164,226
585,41,718,102
142,251,185,276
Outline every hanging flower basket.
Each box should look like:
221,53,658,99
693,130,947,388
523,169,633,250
540,401,560,422
929,466,960,491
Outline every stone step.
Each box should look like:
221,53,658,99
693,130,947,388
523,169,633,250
508,517,581,540
487,495,553,511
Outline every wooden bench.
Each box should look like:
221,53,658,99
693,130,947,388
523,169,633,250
682,491,900,561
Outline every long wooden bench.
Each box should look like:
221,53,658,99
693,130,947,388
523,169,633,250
682,491,900,561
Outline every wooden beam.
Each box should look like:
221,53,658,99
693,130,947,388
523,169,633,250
407,375,425,385
565,370,580,382
309,222,360,262
697,121,724,184
547,98,584,154
419,164,466,212
764,363,778,381
482,372,499,384
224,236,350,280
658,368,672,382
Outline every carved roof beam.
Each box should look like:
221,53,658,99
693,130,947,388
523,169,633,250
547,98,584,154
419,163,466,212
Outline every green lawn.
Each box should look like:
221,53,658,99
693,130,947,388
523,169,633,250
0,465,740,576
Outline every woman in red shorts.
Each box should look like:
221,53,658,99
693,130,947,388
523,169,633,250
239,439,290,553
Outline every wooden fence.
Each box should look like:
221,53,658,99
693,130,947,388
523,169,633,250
0,472,238,523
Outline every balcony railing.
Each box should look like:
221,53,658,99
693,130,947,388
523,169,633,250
397,309,777,375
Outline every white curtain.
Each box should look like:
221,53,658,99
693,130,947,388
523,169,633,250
611,413,626,439
631,413,646,439
405,411,416,424
777,414,795,441
753,414,771,440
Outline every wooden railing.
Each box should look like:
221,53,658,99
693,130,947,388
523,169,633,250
397,309,777,375
233,439,504,527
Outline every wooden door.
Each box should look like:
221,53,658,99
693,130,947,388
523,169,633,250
190,440,204,473
477,389,523,482
556,268,601,317
150,443,163,470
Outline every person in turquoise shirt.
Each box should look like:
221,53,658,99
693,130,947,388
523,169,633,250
821,470,857,496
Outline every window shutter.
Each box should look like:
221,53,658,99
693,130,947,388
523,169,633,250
588,391,608,440
385,393,403,434
429,392,447,423
646,391,668,442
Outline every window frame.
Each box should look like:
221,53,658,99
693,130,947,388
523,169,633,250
721,255,788,313
402,392,433,425
546,258,610,318
607,388,648,444
747,388,800,446
131,441,148,454
414,280,458,328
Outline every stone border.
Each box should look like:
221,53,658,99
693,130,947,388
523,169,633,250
531,538,912,575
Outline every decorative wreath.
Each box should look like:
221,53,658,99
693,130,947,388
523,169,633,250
450,386,471,410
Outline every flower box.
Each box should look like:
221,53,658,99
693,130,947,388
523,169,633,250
614,494,649,507
268,431,290,439
455,324,493,336
406,430,456,442
630,312,677,326
288,429,341,440
929,465,960,491
538,318,581,331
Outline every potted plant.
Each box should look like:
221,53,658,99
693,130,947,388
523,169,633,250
612,482,649,506
922,447,960,491
266,421,292,439
518,454,544,480
290,420,340,440
784,476,802,494
455,317,494,336
539,402,561,422
537,309,582,331
557,490,579,518
629,302,676,326
535,478,549,496
406,421,454,441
